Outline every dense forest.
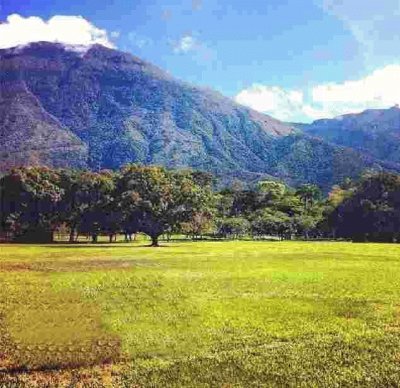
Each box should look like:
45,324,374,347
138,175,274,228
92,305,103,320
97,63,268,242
1,165,399,244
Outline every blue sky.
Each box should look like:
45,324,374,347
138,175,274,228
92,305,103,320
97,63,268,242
1,0,400,122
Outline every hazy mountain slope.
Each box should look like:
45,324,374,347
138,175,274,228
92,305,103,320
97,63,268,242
263,134,399,189
0,42,291,173
0,42,398,190
0,78,87,172
298,106,400,164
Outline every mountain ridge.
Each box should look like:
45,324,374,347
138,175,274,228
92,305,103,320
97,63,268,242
296,106,400,165
0,42,399,191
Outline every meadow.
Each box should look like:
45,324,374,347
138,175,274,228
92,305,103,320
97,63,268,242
1,240,400,386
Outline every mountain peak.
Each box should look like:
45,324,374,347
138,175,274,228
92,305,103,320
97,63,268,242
0,42,292,171
1,42,398,190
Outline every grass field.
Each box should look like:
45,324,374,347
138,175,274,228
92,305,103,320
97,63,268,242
1,240,400,386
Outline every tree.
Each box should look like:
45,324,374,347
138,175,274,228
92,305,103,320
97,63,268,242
257,180,287,200
217,217,250,239
180,212,215,239
215,191,234,218
59,170,116,242
118,165,214,246
328,172,400,242
251,210,293,240
294,214,319,239
0,167,63,242
296,184,322,211
231,190,264,216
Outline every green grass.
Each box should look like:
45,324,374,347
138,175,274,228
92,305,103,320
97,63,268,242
1,240,400,386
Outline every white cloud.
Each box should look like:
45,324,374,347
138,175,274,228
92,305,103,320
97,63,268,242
312,65,400,106
235,85,305,121
173,35,197,54
235,64,400,122
0,14,114,50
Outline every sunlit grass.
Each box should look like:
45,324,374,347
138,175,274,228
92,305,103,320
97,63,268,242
1,240,400,386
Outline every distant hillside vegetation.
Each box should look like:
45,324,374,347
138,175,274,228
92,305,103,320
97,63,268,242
297,106,400,164
1,42,399,191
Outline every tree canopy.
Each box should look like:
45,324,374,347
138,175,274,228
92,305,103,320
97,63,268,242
1,167,399,244
328,172,400,242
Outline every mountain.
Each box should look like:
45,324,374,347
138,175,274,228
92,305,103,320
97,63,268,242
0,42,291,172
0,42,398,191
0,78,87,171
297,106,400,164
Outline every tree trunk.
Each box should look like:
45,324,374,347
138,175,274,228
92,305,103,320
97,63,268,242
150,235,160,247
69,226,76,243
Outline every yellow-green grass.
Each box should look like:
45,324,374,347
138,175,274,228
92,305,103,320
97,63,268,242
1,241,400,386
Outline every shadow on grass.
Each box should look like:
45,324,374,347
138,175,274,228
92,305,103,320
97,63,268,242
4,238,285,249
44,244,176,249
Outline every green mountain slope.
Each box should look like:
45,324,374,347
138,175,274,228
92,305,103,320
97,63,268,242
0,78,87,171
297,106,400,164
1,42,398,190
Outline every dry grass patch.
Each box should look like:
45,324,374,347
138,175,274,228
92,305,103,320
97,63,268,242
0,277,121,372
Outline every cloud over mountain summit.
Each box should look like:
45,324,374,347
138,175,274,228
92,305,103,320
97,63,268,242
0,14,114,49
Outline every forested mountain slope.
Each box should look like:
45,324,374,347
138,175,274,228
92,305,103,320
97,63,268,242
1,42,398,190
297,106,400,164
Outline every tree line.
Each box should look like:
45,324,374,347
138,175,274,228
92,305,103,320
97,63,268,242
1,166,399,244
